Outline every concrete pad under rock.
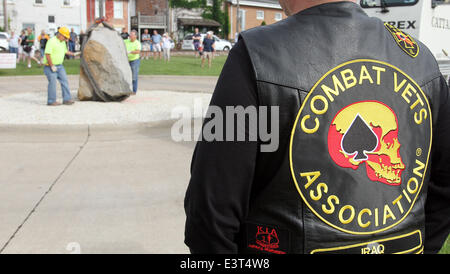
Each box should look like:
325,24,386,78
0,90,211,125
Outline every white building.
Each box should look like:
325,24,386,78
1,0,87,35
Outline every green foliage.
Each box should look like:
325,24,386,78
169,0,205,9
169,0,229,38
202,0,229,38
261,21,266,26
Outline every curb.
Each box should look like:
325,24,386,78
0,117,204,143
0,119,181,136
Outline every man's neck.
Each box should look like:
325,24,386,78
285,0,356,16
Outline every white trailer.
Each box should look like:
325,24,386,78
360,0,450,79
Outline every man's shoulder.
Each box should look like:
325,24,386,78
44,37,58,51
128,39,141,46
241,15,294,38
46,36,56,44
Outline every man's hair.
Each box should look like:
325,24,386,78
130,30,138,36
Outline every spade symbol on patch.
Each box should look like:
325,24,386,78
341,114,378,161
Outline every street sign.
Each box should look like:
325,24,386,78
0,53,17,69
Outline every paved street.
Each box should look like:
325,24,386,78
0,75,216,253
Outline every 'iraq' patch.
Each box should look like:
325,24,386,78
289,59,432,235
384,23,419,58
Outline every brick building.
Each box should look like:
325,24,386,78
226,0,286,40
86,0,130,32
135,0,168,16
130,0,169,38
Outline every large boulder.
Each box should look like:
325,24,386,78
78,25,133,102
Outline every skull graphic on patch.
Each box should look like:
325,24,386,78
328,101,406,186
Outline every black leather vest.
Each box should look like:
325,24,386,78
238,2,442,254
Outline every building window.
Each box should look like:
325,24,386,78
275,12,282,21
256,10,264,20
48,15,55,23
114,0,123,19
95,0,106,18
239,9,246,31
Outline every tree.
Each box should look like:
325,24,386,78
202,0,229,38
169,0,230,39
3,0,7,33
169,0,205,9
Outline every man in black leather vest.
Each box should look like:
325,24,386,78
184,0,450,254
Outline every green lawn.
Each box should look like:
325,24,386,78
0,55,227,77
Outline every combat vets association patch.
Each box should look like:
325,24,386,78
289,59,432,235
384,23,419,58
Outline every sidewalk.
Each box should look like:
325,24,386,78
0,126,198,253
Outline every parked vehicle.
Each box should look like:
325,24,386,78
168,38,175,49
360,0,450,79
182,33,232,51
0,32,10,52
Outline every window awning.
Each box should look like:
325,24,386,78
178,18,221,27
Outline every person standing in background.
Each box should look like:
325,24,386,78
151,30,162,61
120,27,129,40
79,30,87,50
19,30,28,63
201,31,215,68
8,31,21,62
162,33,172,62
193,28,202,58
38,30,50,64
141,29,151,60
24,27,41,68
125,30,141,95
68,28,77,59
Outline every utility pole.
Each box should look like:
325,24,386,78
236,0,240,39
2,0,7,33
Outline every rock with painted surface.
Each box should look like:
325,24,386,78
77,25,132,101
